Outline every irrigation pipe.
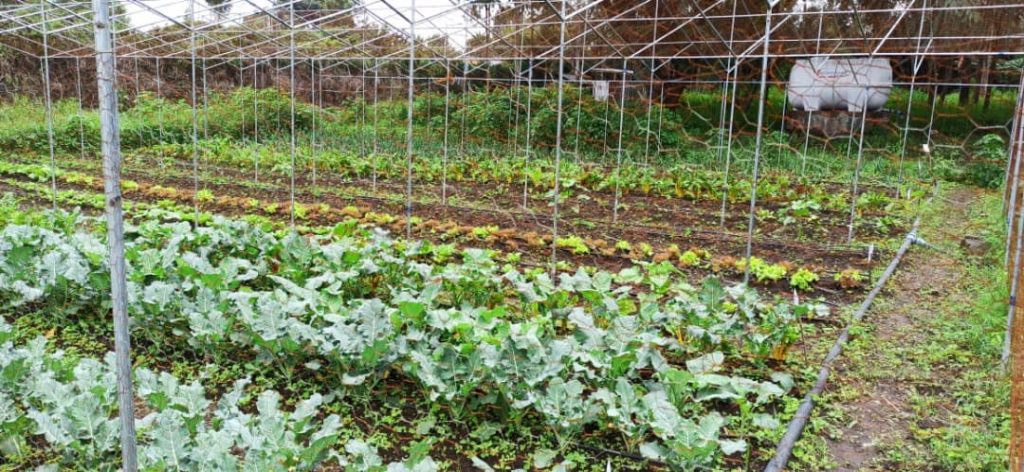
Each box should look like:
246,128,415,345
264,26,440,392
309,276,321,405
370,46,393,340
763,215,922,472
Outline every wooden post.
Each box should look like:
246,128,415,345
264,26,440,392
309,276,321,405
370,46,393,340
1010,75,1024,472
1007,79,1024,277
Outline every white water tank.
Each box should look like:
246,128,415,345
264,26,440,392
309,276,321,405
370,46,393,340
787,57,892,112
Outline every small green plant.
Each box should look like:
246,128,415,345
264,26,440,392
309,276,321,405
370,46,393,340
432,243,457,263
365,211,395,225
834,268,865,289
856,192,893,212
679,250,702,267
294,204,308,220
738,257,788,283
779,199,822,225
556,235,590,255
196,189,215,204
615,240,632,253
789,267,819,291
637,242,654,257
472,225,499,239
64,173,95,186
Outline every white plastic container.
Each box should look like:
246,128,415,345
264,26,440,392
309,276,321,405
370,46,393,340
787,57,892,112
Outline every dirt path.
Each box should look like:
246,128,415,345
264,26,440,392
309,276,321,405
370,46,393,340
824,186,982,471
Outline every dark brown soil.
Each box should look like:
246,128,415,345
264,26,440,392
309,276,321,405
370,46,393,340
22,153,896,270
128,149,902,247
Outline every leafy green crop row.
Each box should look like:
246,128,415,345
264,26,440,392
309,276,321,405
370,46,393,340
0,207,828,469
3,85,1008,187
0,320,436,471
140,138,924,212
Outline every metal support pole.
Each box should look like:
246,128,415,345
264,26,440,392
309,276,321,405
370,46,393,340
512,14,525,160
573,12,590,163
896,0,929,194
1005,100,1024,465
240,61,246,145
388,67,395,153
925,82,939,177
253,57,260,183
742,4,776,285
1012,159,1024,470
372,58,380,191
202,58,209,140
776,91,788,170
405,0,416,238
642,0,660,167
460,57,470,160
522,58,534,210
442,59,451,207
40,0,57,209
133,57,143,146
719,62,741,226
91,1,138,470
75,57,86,160
1003,94,1024,368
613,59,628,223
189,1,200,221
360,55,368,170
360,50,368,173
655,83,666,160
1006,73,1024,269
289,3,297,228
1004,72,1024,215
800,8,826,177
155,57,165,160
550,0,567,275
717,0,741,225
715,63,733,168
847,104,871,243
311,58,318,187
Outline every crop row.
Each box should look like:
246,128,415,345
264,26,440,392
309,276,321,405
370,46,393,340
0,320,438,471
10,147,910,265
143,138,916,212
128,140,912,244
0,204,829,469
0,160,871,292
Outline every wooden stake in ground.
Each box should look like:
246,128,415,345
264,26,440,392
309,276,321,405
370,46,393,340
1011,81,1024,472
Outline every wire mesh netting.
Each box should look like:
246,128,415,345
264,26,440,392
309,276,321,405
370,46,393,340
2,1,1024,470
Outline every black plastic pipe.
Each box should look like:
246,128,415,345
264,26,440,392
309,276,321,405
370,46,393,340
764,215,922,472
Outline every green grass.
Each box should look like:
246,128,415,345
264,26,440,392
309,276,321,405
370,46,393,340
904,190,1009,471
804,186,1011,471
